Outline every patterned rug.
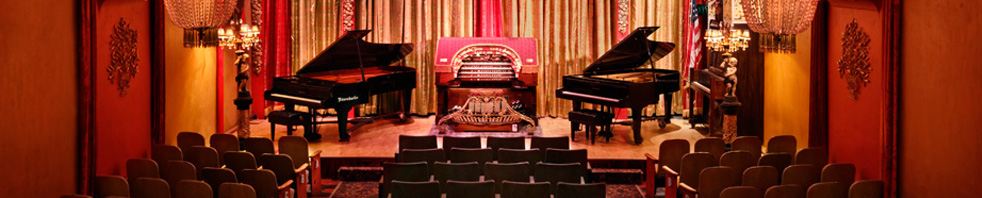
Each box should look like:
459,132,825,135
329,181,644,198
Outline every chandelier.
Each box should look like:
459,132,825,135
164,0,238,47
740,0,818,53
705,26,752,54
218,20,260,50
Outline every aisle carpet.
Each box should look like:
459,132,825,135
329,181,644,198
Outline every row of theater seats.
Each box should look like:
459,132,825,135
87,132,322,198
646,135,885,198
382,135,606,198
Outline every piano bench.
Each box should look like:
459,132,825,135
568,110,614,144
268,110,310,139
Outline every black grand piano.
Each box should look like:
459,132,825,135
265,30,416,142
556,27,679,145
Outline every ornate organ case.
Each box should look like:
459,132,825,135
434,38,538,132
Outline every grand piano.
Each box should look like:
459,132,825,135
556,27,679,145
265,30,416,141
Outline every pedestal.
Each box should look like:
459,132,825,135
719,96,741,143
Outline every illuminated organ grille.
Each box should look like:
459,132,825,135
457,54,516,82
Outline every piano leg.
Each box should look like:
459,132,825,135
400,90,412,123
571,102,582,133
336,105,352,142
631,106,644,145
661,93,673,128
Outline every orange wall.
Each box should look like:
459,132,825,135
0,0,78,196
901,0,982,196
164,15,218,144
763,30,811,149
826,6,885,180
94,0,153,176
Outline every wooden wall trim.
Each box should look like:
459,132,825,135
809,0,830,148
151,0,166,145
881,0,901,196
76,0,96,194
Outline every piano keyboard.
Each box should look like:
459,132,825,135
559,91,622,103
269,93,322,104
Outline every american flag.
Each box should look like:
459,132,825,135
682,0,705,111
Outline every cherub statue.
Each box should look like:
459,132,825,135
721,54,739,97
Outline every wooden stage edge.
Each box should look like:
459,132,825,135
251,116,705,161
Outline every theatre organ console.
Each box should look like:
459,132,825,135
434,38,538,133
265,30,416,141
556,27,680,145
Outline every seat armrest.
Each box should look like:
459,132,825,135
294,163,310,174
679,182,697,197
276,180,295,198
661,165,679,176
309,150,322,159
644,153,657,161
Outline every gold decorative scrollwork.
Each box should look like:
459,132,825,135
617,0,631,34
837,19,871,100
107,18,139,96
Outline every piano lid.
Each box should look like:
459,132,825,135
296,30,414,74
583,26,676,74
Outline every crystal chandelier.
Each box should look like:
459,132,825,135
218,20,261,50
740,0,818,53
164,0,238,47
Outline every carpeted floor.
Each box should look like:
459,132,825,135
328,181,644,198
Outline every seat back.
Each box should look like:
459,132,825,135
398,135,437,151
258,154,297,185
658,139,691,175
151,144,183,164
720,186,762,198
202,167,238,198
177,131,206,152
175,180,213,198
732,136,762,160
277,136,311,168
390,180,441,198
555,182,606,198
382,162,431,196
696,137,727,160
484,162,531,192
544,148,588,172
95,175,129,197
742,166,780,192
501,181,551,198
448,148,494,165
679,152,719,188
821,163,856,184
186,146,221,172
487,136,526,155
794,147,828,167
764,184,803,198
698,166,740,198
210,134,240,162
126,159,160,188
766,135,797,154
807,182,848,198
848,180,884,198
222,151,258,180
132,177,171,198
530,136,569,151
432,162,482,190
721,151,756,176
60,195,91,198
497,148,543,172
442,136,482,150
445,180,495,198
240,169,280,198
218,183,257,198
161,160,198,192
758,153,793,173
532,162,583,185
242,137,275,157
782,164,820,189
397,148,447,165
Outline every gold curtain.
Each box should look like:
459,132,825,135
292,0,681,117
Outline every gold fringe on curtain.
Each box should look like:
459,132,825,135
292,0,681,118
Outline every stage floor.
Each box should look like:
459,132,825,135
251,116,704,160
